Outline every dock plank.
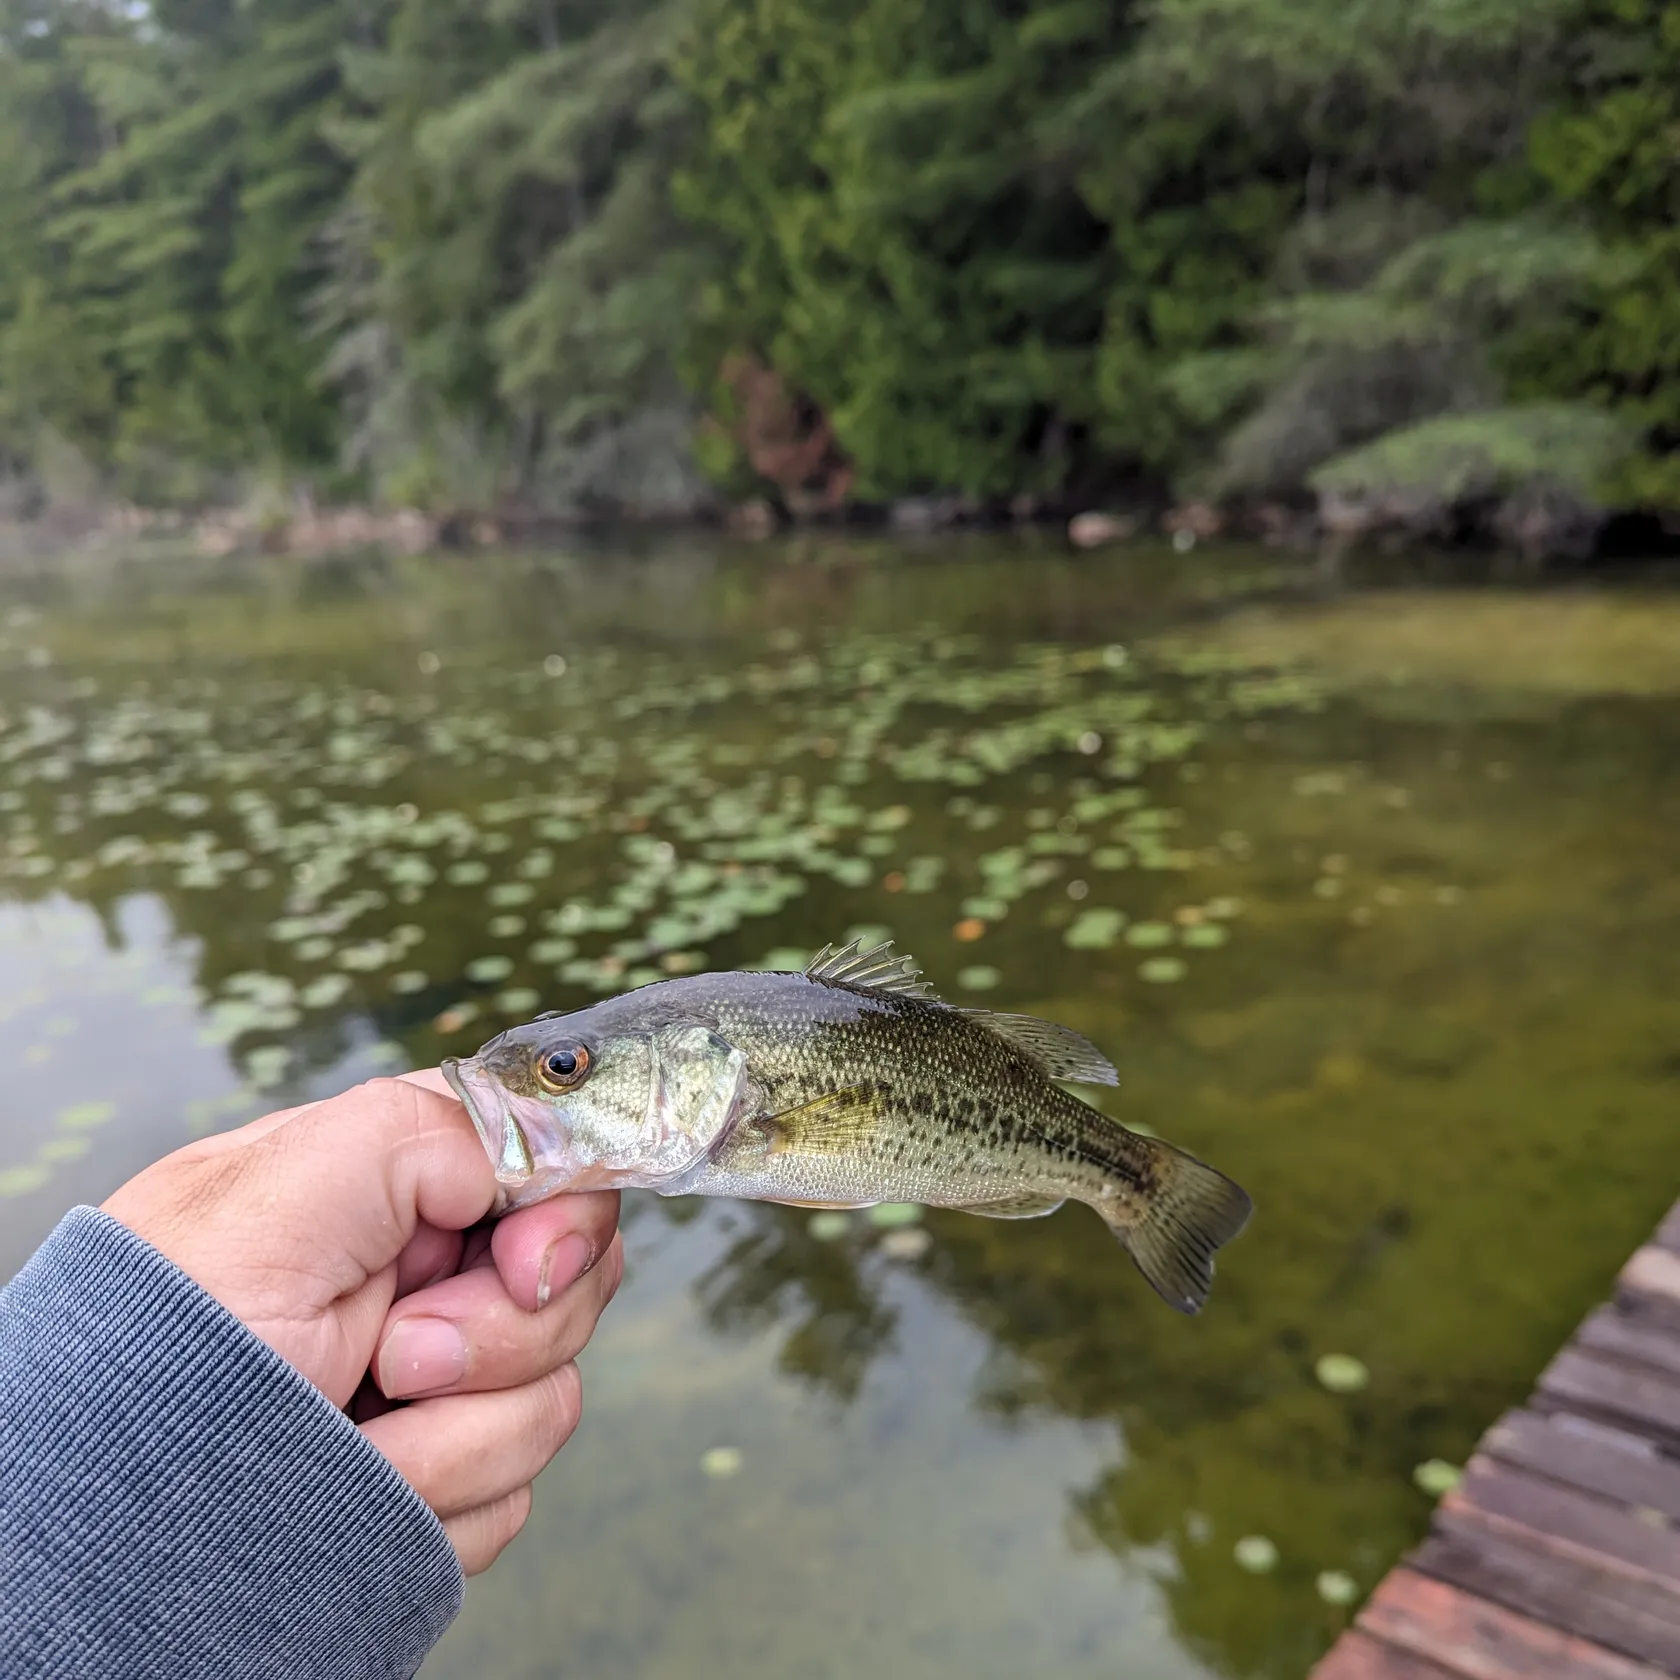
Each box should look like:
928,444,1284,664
1311,1200,1680,1680
1453,1463,1680,1583
1358,1569,1671,1680
1481,1410,1680,1524
1414,1512,1680,1671
1653,1205,1680,1257
1619,1248,1680,1335
1575,1309,1680,1382
1316,1629,1468,1680
1537,1348,1680,1445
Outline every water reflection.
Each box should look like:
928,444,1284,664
2,538,1679,1679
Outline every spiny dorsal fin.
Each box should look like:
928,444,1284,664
963,1010,1119,1085
803,938,938,1000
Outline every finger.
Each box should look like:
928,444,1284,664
492,1190,622,1311
271,1078,498,1283
171,1096,327,1158
394,1066,455,1099
373,1233,622,1399
442,1486,533,1577
394,1220,464,1298
359,1363,582,1519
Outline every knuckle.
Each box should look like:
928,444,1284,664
530,1362,583,1451
494,1484,534,1551
601,1234,626,1302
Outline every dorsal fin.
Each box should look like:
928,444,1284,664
963,1010,1119,1085
803,938,937,1000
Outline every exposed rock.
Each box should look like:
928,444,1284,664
1067,510,1137,548
1162,501,1224,539
889,495,970,532
728,497,779,537
1489,479,1603,568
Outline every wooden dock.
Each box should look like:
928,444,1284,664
1312,1199,1680,1680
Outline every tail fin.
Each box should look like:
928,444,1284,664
1098,1138,1252,1314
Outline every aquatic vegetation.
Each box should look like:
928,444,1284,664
1065,909,1126,950
1315,1571,1358,1606
867,1204,923,1229
699,1446,744,1479
1314,1354,1371,1394
4,543,1680,1680
1412,1460,1462,1497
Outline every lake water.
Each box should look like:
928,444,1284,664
3,534,1679,1679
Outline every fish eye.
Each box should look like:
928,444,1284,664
537,1043,590,1091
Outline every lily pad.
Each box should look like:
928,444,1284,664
57,1100,117,1131
0,1164,50,1197
958,965,1001,990
1182,923,1228,948
808,1211,851,1241
1316,1571,1359,1606
1139,957,1187,983
1413,1459,1462,1497
1125,921,1175,948
699,1446,743,1479
867,1202,923,1228
1065,908,1125,949
301,974,352,1009
1315,1353,1370,1393
1233,1535,1279,1574
465,955,515,984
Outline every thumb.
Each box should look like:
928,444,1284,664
272,1076,500,1276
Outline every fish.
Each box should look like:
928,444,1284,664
441,939,1252,1313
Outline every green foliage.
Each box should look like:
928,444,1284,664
1311,403,1634,501
673,0,1126,499
320,0,710,511
1520,0,1680,504
0,0,1676,516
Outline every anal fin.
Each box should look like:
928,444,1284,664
947,1193,1065,1219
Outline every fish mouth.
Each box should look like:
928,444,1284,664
442,1055,534,1210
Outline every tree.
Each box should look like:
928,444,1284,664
1523,0,1680,506
324,0,710,513
675,0,1129,502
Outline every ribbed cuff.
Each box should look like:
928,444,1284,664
1,1206,463,1679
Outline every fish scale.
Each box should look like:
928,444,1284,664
443,939,1252,1313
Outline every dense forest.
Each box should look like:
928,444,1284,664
1,0,1677,538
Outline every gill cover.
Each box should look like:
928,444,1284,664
445,1021,750,1212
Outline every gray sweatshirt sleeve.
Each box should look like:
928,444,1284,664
0,1206,464,1679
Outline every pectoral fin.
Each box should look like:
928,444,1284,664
760,1086,886,1156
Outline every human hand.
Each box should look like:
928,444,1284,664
102,1069,622,1573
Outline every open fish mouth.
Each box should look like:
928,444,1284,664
441,1055,534,1208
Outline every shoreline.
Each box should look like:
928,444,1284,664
4,486,1679,572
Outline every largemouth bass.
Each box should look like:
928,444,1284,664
442,939,1251,1313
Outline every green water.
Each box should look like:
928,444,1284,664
2,535,1678,1679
